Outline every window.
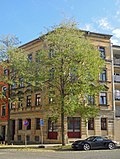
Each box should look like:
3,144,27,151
18,135,21,141
19,77,24,88
67,117,81,138
100,92,107,105
99,47,106,59
35,94,41,106
48,118,57,132
11,81,17,89
49,91,55,104
114,73,120,83
101,118,107,130
67,117,80,131
49,68,55,80
26,135,30,141
115,90,120,100
88,118,94,130
100,70,107,81
48,118,58,139
36,118,40,130
114,54,120,65
2,86,7,97
4,69,8,75
115,106,120,117
1,105,6,116
35,136,39,142
49,49,55,58
88,95,95,105
26,119,31,130
95,136,104,141
11,102,16,109
26,95,31,107
28,54,32,62
18,98,23,108
18,119,22,130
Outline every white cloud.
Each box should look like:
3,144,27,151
80,23,96,32
111,37,120,45
112,28,120,38
97,18,113,30
116,10,120,15
80,16,120,45
83,24,93,31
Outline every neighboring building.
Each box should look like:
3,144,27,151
0,76,9,142
112,45,120,143
9,31,114,144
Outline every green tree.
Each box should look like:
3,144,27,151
35,21,105,145
0,21,105,146
0,35,32,144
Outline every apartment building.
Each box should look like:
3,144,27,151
112,45,120,143
9,31,114,144
0,80,9,142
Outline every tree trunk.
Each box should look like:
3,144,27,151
60,58,65,146
61,95,65,146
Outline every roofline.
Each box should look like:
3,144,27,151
113,45,120,48
19,29,112,48
19,37,40,48
82,30,112,38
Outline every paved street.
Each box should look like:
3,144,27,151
1,148,120,159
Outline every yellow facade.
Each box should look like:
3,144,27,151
9,31,114,144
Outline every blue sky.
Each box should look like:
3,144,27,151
0,0,120,45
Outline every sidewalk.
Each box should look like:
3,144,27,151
0,143,69,149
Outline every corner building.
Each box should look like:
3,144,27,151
10,31,114,144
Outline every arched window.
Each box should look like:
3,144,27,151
2,86,7,97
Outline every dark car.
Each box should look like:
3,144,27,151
72,136,116,151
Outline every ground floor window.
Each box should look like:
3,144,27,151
67,117,81,138
1,105,6,117
101,118,107,130
26,119,31,130
18,119,22,130
26,135,30,142
18,135,21,141
35,136,39,142
36,118,40,130
48,118,58,139
88,118,94,130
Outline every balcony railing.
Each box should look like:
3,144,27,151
115,97,120,100
114,75,120,83
114,58,120,66
115,90,120,100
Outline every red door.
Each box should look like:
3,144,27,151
67,117,81,138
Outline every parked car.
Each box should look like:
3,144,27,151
72,136,116,151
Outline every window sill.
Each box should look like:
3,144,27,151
1,116,6,118
99,104,109,106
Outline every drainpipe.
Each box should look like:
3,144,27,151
110,42,115,140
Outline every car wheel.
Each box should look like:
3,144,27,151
108,142,115,150
83,143,90,151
